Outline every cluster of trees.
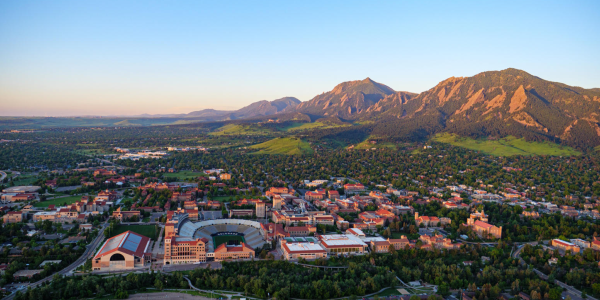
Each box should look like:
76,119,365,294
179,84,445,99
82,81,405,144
14,271,184,300
520,244,600,297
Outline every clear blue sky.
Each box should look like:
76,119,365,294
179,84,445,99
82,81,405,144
1,0,599,116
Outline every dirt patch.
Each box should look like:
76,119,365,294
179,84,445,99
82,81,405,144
509,85,528,113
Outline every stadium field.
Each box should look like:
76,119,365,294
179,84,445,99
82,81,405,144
213,235,245,249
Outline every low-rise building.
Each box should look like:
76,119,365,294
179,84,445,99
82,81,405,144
281,239,327,260
3,211,23,223
318,234,368,255
551,239,580,253
92,231,151,271
112,207,141,221
213,243,254,261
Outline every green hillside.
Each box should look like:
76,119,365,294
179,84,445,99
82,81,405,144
250,137,313,155
210,124,271,136
286,121,350,132
432,133,580,156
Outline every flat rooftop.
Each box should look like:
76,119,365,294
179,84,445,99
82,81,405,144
3,186,41,193
284,242,325,253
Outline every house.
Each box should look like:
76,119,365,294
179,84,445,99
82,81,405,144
92,231,151,271
592,237,600,251
219,173,231,180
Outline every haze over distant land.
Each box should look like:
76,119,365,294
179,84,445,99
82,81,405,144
0,1,599,116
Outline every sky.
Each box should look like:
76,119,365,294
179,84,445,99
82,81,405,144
0,0,599,116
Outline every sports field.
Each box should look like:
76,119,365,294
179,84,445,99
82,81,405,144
111,224,158,240
33,195,83,208
213,235,245,249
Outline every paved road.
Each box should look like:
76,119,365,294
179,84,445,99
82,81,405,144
2,222,108,300
0,171,7,182
512,242,595,300
129,291,211,300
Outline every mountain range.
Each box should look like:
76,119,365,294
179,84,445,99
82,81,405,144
4,68,600,149
136,97,301,121
282,68,600,150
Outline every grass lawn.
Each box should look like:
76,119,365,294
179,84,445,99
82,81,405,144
209,195,234,202
11,175,38,186
286,121,350,132
390,232,420,240
354,137,398,150
432,133,581,156
33,195,83,208
210,124,271,136
213,235,245,249
111,224,158,240
163,171,207,180
250,137,313,155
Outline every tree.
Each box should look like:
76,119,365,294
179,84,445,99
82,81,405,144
438,284,450,297
154,278,163,291
549,288,562,300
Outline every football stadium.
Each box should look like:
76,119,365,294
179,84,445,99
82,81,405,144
177,219,267,252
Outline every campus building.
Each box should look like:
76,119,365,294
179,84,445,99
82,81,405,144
317,234,368,255
213,243,255,261
551,239,581,253
281,238,327,260
164,235,209,265
92,231,151,271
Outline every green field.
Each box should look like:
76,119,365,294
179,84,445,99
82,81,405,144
432,133,581,156
212,235,245,249
250,137,313,155
111,225,158,240
286,121,350,132
354,137,397,150
0,116,185,130
209,195,234,202
33,195,84,208
210,124,271,136
163,171,207,180
11,174,38,186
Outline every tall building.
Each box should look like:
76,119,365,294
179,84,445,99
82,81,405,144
164,235,209,265
255,201,266,218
